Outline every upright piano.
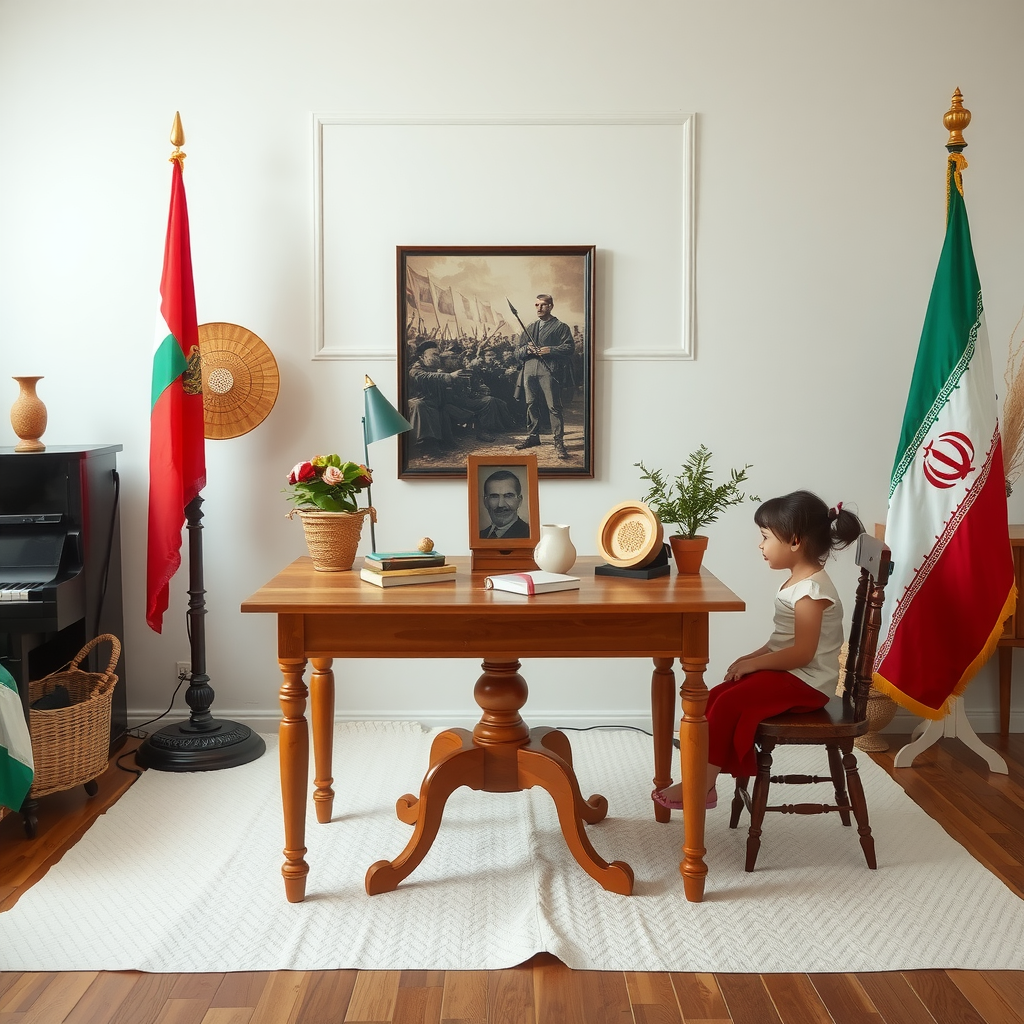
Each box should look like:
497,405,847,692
0,445,128,752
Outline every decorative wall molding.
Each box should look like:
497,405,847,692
313,113,696,362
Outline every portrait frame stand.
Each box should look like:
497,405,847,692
470,546,539,574
467,453,540,573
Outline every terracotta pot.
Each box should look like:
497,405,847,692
10,375,47,452
668,534,708,574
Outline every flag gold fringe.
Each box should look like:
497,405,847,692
1003,309,1024,492
872,582,1016,720
947,151,968,208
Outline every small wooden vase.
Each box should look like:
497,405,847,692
10,375,47,452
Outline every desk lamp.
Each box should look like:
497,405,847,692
362,375,412,553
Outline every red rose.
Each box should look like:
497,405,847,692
354,465,373,488
288,461,315,485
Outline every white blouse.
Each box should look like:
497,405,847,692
767,569,845,693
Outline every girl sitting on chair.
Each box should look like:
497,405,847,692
654,490,864,810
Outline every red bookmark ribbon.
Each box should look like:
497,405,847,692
509,573,536,595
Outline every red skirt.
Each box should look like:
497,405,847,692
706,671,829,777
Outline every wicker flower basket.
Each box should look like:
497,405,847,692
836,640,898,751
289,506,376,571
28,634,120,799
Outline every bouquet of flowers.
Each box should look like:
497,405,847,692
284,454,373,513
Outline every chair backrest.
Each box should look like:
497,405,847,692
839,533,892,721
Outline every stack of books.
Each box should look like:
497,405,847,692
359,549,456,588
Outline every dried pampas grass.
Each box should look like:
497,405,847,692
1003,308,1024,494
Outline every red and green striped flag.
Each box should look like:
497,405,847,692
0,664,33,812
874,152,1016,718
146,155,206,633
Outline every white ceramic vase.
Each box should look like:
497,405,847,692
534,524,577,574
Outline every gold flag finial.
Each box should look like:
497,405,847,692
943,87,970,152
169,111,186,167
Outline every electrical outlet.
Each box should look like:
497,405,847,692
176,660,191,681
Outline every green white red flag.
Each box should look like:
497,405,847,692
0,663,33,812
146,157,206,633
874,153,1016,719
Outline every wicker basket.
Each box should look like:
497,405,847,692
28,634,120,799
836,640,898,751
289,506,376,571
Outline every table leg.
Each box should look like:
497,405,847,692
679,613,710,902
365,658,633,896
278,655,309,903
365,729,485,894
309,657,335,824
651,657,676,824
519,728,634,894
999,646,1012,740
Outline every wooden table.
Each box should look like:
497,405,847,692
241,555,744,902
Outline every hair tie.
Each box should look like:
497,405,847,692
828,501,843,522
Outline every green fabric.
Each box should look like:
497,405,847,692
150,330,187,411
0,663,33,811
891,161,983,491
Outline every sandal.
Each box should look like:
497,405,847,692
651,787,683,811
651,787,717,810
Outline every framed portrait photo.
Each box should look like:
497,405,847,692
397,245,595,480
468,454,540,569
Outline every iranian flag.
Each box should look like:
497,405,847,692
146,157,206,633
0,664,33,812
874,153,1016,719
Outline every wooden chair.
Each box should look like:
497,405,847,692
728,533,892,871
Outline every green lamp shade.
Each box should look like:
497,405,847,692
363,376,412,444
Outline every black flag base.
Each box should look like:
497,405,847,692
137,493,267,772
135,706,266,771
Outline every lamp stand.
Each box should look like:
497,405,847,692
135,495,266,771
362,415,378,553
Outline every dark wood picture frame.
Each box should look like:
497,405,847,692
467,454,540,572
397,245,595,480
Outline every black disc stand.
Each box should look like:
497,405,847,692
136,495,266,771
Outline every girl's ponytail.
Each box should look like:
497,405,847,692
828,503,864,551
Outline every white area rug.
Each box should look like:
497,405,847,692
2,721,1023,973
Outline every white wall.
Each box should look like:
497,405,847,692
2,0,1024,734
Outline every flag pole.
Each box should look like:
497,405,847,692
943,85,969,153
428,275,442,331
136,114,265,772
887,89,1010,773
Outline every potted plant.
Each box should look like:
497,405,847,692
284,454,376,571
635,446,757,573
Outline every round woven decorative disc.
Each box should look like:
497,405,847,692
198,322,280,439
597,501,664,567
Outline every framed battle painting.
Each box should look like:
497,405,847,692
397,245,595,479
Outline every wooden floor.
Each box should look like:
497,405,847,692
1,732,1023,1023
